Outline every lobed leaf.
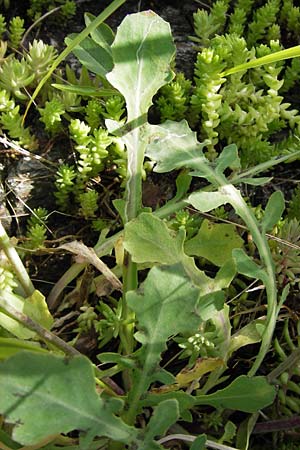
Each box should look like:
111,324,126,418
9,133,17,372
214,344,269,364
0,352,136,447
124,212,185,265
127,263,202,393
185,219,243,266
146,120,205,172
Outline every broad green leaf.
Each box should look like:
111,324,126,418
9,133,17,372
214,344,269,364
0,337,47,359
232,248,268,283
146,120,205,172
196,375,275,412
138,400,179,450
124,213,184,264
107,11,175,120
185,219,243,266
187,190,231,212
0,352,137,446
24,290,53,330
84,13,114,51
261,190,285,233
127,263,202,393
65,34,113,78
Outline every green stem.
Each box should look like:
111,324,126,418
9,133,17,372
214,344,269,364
220,184,277,375
0,221,35,297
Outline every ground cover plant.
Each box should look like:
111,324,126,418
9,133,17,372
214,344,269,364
2,0,300,449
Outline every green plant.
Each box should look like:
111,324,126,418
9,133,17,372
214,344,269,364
4,1,300,448
23,207,48,251
3,7,300,449
8,16,25,48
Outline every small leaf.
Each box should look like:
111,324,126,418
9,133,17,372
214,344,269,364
0,352,137,446
24,290,53,330
229,320,265,357
187,191,231,213
65,34,113,78
185,219,243,266
220,421,237,444
216,144,240,174
124,213,184,265
191,435,207,450
196,375,276,412
261,190,285,233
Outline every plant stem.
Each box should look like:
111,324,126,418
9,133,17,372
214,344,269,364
220,183,277,375
0,221,35,297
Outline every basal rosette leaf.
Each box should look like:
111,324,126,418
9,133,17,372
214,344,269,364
106,11,175,120
0,352,137,447
127,263,202,394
